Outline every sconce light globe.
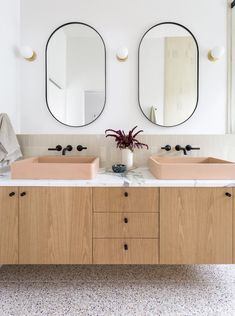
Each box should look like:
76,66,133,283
20,46,37,61
208,46,225,62
116,47,128,61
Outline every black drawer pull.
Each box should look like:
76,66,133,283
124,192,128,197
225,192,232,197
9,192,15,197
124,244,128,251
20,192,26,197
124,217,128,224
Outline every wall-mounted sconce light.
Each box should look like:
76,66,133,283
20,46,37,61
116,47,128,62
208,46,225,62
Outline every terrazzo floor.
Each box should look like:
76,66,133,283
0,265,234,316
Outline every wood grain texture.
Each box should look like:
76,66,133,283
160,188,233,264
93,213,159,238
93,238,159,264
0,187,18,264
233,189,235,264
19,187,92,264
93,188,159,213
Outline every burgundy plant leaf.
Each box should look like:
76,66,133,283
105,126,148,151
132,129,144,138
105,128,119,134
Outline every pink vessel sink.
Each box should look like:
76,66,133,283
11,156,99,180
149,156,235,180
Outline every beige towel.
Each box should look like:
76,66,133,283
0,113,22,164
150,106,157,123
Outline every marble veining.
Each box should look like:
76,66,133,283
1,167,235,187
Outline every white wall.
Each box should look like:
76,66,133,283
19,0,227,134
0,1,20,132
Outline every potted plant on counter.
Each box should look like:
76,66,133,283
105,126,148,169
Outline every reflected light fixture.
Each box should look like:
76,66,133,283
116,47,128,61
208,46,225,62
20,46,37,61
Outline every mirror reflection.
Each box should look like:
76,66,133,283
46,22,106,127
139,22,199,127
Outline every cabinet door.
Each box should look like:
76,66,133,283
0,187,18,264
19,187,92,264
233,189,235,264
160,188,232,264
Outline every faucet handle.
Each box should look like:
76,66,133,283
48,145,62,152
185,145,200,151
77,145,87,152
66,145,73,152
175,145,182,151
161,145,171,151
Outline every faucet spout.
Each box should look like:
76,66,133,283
175,145,187,156
62,145,73,156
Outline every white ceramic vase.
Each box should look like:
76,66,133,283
121,149,133,170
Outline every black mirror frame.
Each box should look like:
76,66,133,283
138,22,199,128
45,22,106,128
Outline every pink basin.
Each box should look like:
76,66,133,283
149,156,235,180
11,156,99,180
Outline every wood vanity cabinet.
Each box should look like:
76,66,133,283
0,185,234,265
160,188,233,264
92,188,160,264
19,187,92,264
233,189,235,264
0,187,18,264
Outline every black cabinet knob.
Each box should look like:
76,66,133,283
124,217,128,224
9,192,15,197
20,192,26,197
124,192,128,197
225,192,232,197
124,244,128,251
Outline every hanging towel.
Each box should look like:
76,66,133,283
0,113,22,164
150,106,157,123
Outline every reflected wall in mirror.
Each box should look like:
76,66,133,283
138,22,199,127
46,22,106,127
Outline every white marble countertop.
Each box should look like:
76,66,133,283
1,167,235,187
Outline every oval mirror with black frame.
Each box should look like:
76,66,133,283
138,22,199,127
46,22,106,127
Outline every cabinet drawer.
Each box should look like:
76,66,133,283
93,239,159,264
93,188,159,212
93,213,159,238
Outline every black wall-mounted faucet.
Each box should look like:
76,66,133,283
175,144,200,155
62,145,73,156
175,145,187,156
